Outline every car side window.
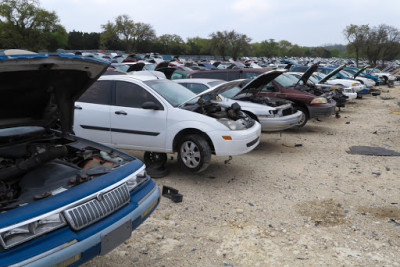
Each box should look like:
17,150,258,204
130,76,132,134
78,80,112,105
227,72,240,80
115,81,161,109
192,72,227,80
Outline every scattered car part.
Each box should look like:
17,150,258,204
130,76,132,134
162,186,183,203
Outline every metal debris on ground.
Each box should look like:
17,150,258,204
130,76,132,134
347,146,400,156
162,186,183,203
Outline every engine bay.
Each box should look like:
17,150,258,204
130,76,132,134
0,126,132,213
182,98,255,128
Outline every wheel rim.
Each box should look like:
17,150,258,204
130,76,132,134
180,141,201,168
148,153,162,164
297,111,306,126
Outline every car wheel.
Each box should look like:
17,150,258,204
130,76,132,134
178,134,211,173
143,152,167,169
296,107,308,128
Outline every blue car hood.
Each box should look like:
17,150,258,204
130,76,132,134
0,53,109,133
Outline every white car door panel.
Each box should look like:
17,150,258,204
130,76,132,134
73,80,112,144
110,81,167,150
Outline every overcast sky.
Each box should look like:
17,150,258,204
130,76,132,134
40,0,400,47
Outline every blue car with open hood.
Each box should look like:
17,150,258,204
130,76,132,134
0,51,160,266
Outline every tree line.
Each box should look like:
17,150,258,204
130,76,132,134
1,0,400,64
343,24,400,67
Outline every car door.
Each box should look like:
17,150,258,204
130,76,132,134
74,80,112,145
110,80,167,151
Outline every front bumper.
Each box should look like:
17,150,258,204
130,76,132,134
259,111,302,131
209,122,261,156
5,182,161,267
343,92,357,99
308,102,336,118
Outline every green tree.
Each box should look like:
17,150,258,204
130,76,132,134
0,0,66,51
100,14,155,52
209,30,251,60
343,24,369,66
186,37,211,55
155,34,188,55
364,25,388,66
68,31,100,50
379,24,400,65
278,40,292,57
100,21,123,50
209,31,230,60
227,30,251,60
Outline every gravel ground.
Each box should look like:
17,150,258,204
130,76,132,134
84,85,400,266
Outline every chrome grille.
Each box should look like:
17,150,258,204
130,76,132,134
64,183,130,230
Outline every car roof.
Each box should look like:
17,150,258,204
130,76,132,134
175,78,224,84
100,74,161,82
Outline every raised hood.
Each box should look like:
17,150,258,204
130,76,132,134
353,66,369,78
294,62,319,86
233,69,286,96
319,64,346,83
178,70,286,107
0,53,109,133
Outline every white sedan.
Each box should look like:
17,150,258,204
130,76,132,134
73,74,261,173
175,72,303,131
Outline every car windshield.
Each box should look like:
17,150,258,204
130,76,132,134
144,80,197,107
340,70,353,78
143,64,156,71
313,72,327,80
275,73,298,87
345,69,357,75
207,80,226,87
113,65,129,72
213,80,244,98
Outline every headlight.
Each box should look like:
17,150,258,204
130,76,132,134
218,118,246,130
310,97,328,104
0,213,66,249
351,83,359,86
127,169,146,191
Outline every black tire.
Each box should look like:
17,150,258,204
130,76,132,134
143,152,167,169
177,134,211,173
296,107,308,128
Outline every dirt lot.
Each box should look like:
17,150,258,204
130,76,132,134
85,85,400,266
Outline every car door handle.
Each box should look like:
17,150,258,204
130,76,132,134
74,105,82,110
115,111,127,115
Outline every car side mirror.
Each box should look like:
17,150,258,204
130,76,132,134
142,101,160,110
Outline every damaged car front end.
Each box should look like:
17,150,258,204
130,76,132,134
186,71,303,131
0,53,160,266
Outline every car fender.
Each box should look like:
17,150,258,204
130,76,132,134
163,108,230,152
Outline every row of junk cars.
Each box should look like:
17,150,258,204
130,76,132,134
0,49,399,266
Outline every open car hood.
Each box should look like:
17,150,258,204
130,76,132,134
353,66,369,78
178,70,286,107
294,62,319,86
319,64,346,83
233,69,286,97
127,62,145,72
0,53,109,133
